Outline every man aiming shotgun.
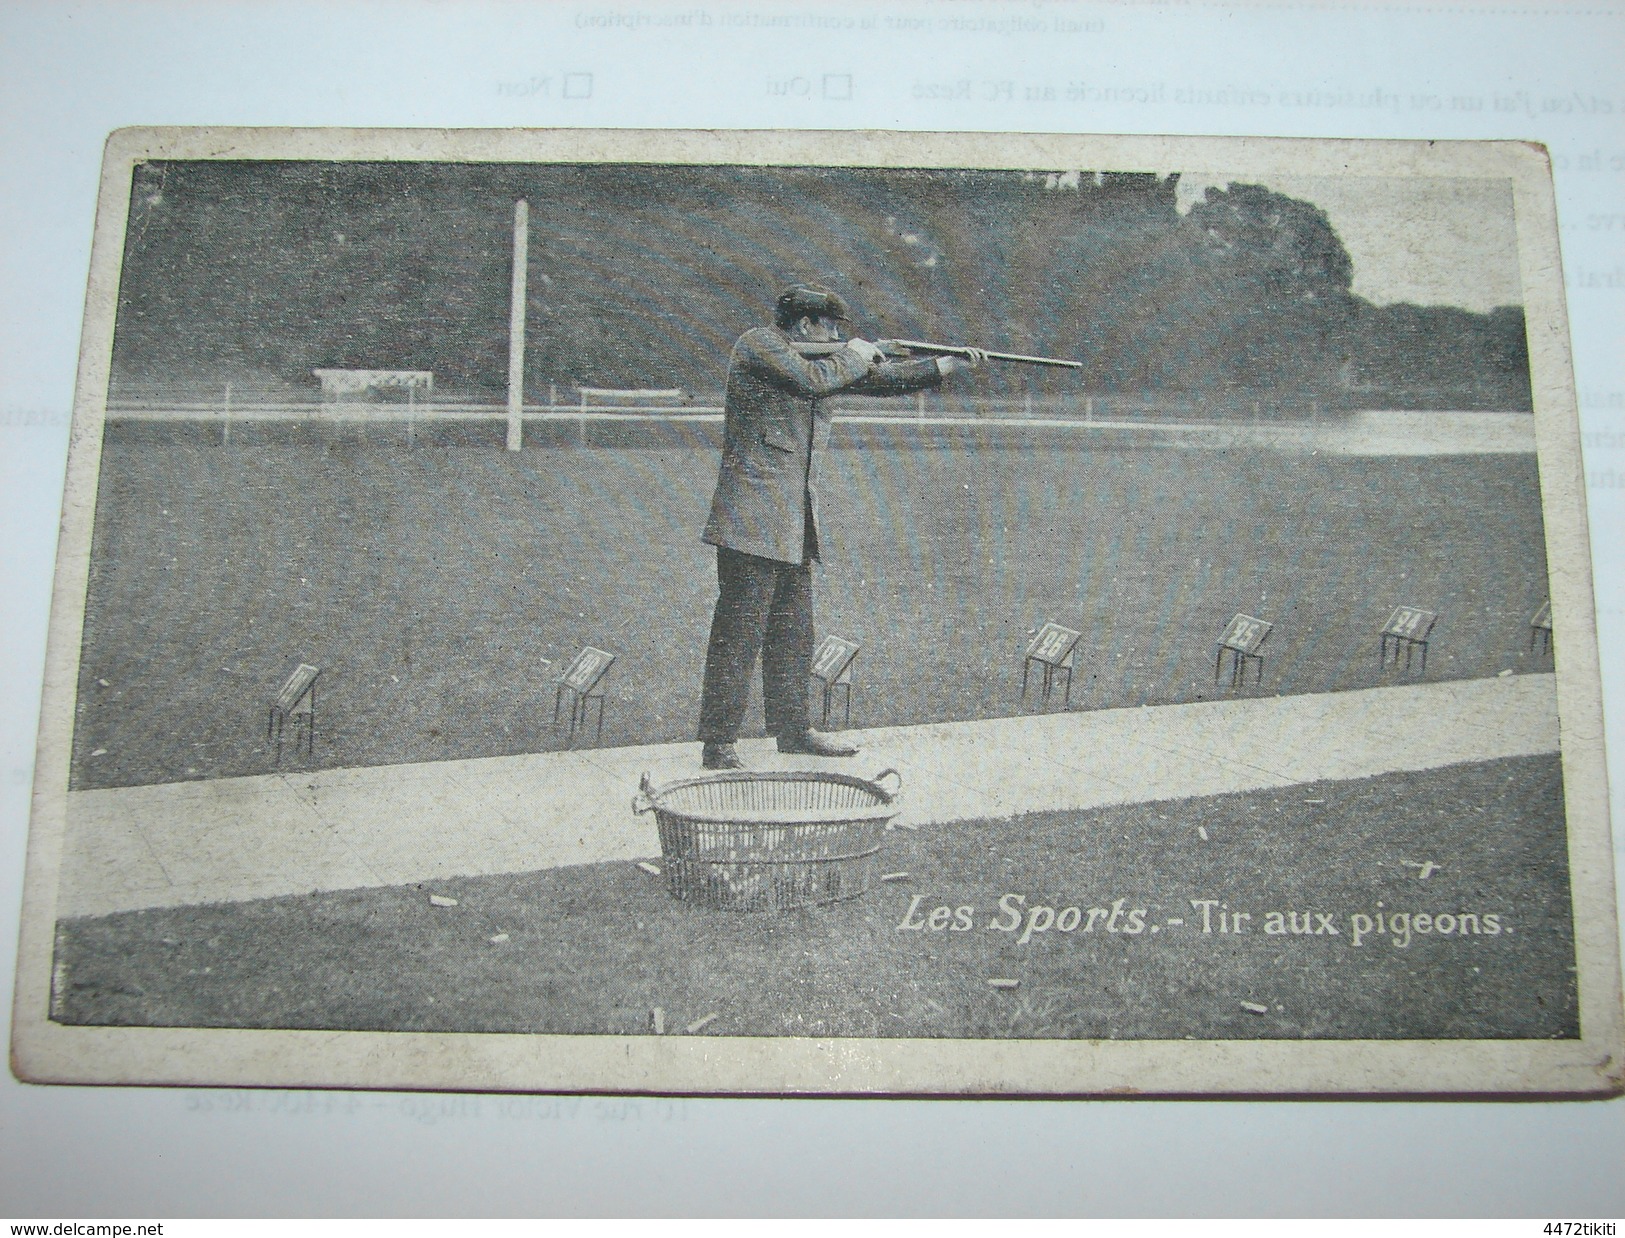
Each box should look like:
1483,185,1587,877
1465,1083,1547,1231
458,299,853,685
696,284,991,771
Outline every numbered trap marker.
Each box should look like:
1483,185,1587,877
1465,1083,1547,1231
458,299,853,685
1022,622,1081,709
1379,606,1438,673
553,645,615,743
1530,598,1553,655
267,662,321,763
810,634,860,729
1215,614,1272,688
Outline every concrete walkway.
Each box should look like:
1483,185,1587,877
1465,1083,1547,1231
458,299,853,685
57,674,1560,919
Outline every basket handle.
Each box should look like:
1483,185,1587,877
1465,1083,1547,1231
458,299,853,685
871,768,902,798
632,772,655,815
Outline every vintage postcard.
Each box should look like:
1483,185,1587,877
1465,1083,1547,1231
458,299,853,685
10,128,1622,1095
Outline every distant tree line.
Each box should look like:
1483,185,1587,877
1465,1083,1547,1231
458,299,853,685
109,161,1531,410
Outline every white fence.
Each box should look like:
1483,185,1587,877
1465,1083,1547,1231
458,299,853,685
94,382,1535,456
103,381,1346,425
105,381,715,418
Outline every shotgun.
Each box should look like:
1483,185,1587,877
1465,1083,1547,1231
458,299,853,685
792,339,1082,370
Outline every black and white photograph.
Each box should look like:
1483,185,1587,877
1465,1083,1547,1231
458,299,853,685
9,127,1621,1095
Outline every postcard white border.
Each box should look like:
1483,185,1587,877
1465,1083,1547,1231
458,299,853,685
11,127,1621,1096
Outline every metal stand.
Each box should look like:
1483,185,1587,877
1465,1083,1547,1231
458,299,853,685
1021,622,1082,711
819,673,853,729
810,635,861,730
1021,651,1074,707
268,663,320,763
1530,600,1553,655
1214,645,1264,688
1378,607,1438,675
552,646,615,745
554,682,606,742
1214,614,1272,691
1380,631,1430,673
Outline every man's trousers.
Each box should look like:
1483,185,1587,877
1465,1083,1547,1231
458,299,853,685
698,546,812,743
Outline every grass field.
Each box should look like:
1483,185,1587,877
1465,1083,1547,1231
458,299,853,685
72,429,1551,790
52,754,1576,1041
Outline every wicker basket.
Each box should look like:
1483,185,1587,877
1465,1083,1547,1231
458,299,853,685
632,767,902,912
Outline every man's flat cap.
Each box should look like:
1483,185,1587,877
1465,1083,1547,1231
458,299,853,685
775,284,852,325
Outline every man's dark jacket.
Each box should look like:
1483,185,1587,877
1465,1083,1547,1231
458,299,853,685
702,326,944,563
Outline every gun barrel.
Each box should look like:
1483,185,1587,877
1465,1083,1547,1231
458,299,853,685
891,340,1083,369
791,339,1081,369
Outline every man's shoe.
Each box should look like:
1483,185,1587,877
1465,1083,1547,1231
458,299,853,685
701,742,746,770
777,730,860,758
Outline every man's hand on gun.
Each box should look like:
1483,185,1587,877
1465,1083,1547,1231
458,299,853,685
844,337,884,365
931,346,986,377
846,338,986,376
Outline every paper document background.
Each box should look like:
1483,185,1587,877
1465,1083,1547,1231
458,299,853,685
2,1,1623,1217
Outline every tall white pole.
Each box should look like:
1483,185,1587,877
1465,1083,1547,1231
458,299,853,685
506,199,529,451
